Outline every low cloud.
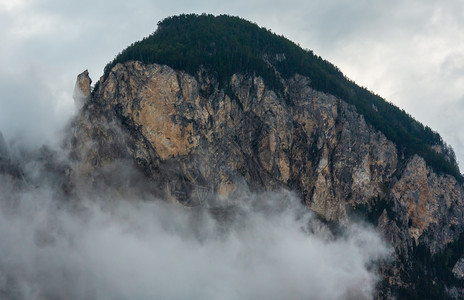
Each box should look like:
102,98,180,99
0,71,74,149
0,148,391,299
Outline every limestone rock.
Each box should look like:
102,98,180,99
73,69,92,109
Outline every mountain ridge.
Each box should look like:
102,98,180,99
96,13,461,181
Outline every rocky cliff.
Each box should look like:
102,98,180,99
69,58,464,298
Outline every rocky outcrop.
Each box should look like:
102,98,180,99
73,70,92,109
388,156,464,254
70,61,464,298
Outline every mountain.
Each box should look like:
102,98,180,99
99,14,461,181
65,14,464,298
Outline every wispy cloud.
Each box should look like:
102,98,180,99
0,165,390,299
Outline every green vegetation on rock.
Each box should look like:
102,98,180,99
98,13,461,181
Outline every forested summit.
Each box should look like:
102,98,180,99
98,14,461,180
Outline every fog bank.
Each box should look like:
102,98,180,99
0,153,391,299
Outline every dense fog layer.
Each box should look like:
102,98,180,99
0,143,391,300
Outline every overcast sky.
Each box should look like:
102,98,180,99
1,0,463,168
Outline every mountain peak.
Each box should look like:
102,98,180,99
96,13,461,180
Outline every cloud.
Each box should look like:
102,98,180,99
0,140,391,299
0,70,74,148
0,169,391,299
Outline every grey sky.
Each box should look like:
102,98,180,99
1,0,463,167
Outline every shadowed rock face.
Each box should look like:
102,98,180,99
0,131,22,182
0,132,8,158
70,61,464,299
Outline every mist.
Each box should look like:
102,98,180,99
0,139,391,300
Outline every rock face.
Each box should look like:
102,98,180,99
453,257,464,279
70,61,464,298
